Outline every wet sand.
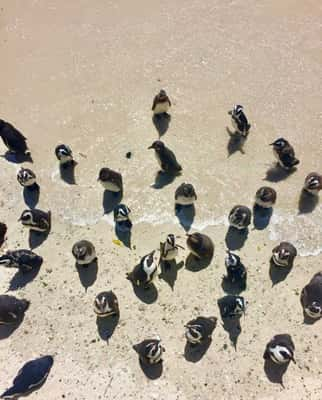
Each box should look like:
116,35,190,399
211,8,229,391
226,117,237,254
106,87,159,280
0,1,322,399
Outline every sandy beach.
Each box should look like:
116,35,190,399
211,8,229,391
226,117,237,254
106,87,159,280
1,1,322,399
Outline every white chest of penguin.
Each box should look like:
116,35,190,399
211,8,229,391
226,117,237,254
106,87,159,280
153,102,170,115
162,244,178,260
154,152,163,169
102,181,121,192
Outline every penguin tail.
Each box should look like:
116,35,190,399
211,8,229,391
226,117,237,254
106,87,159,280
292,159,300,167
22,299,31,311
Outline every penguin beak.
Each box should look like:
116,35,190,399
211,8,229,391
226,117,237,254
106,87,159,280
18,217,22,221
291,356,296,364
228,110,232,115
147,145,153,149
269,143,274,146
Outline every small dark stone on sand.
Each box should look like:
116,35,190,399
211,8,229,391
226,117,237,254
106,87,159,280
126,152,132,159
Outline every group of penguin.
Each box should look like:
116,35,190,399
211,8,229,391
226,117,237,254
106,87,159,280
0,90,322,398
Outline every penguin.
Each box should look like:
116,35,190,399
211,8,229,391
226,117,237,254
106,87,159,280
0,119,29,154
228,105,251,137
228,205,251,230
270,138,299,170
72,240,96,266
255,186,277,208
185,316,217,345
126,250,159,288
0,295,30,325
175,183,197,206
133,336,165,365
17,168,37,189
148,141,182,175
152,90,171,115
224,250,247,287
300,271,322,319
19,209,51,233
303,172,322,195
55,144,74,166
0,355,53,399
0,222,7,248
271,242,297,268
160,234,184,262
263,334,296,364
98,168,123,192
113,204,132,230
218,295,246,318
0,249,43,272
94,291,119,318
186,232,214,260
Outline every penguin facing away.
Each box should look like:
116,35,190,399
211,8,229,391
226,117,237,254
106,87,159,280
126,250,159,288
186,232,214,260
152,90,171,115
19,209,51,233
98,168,123,192
0,119,29,154
94,291,119,318
175,183,197,206
185,316,217,345
300,271,322,319
0,249,43,273
148,141,182,175
133,336,165,365
264,334,296,364
255,186,277,208
270,138,299,170
0,295,30,325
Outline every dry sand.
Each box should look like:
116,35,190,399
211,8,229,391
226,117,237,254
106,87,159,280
1,0,322,399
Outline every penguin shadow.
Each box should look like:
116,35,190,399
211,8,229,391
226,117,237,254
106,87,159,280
138,358,163,380
225,227,248,251
221,277,246,295
175,205,195,232
96,314,120,342
131,282,158,304
59,161,77,185
115,224,131,249
158,260,184,290
269,258,292,286
264,164,296,183
23,185,40,209
103,190,122,214
252,204,273,230
8,266,41,291
185,253,213,272
264,358,289,387
76,259,98,292
152,113,171,137
0,314,27,340
226,127,246,157
298,189,319,214
2,151,33,164
184,339,212,363
28,230,49,250
221,318,242,349
152,171,177,189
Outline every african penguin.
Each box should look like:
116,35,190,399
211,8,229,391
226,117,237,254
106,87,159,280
152,90,171,115
255,186,277,208
133,336,165,365
228,105,251,137
218,295,246,319
264,334,296,364
175,183,197,206
0,222,7,248
113,204,132,230
0,295,30,325
55,144,74,166
0,355,53,399
224,250,247,287
303,172,322,195
98,168,123,192
270,138,299,170
271,242,297,268
0,119,29,154
148,141,182,175
228,205,251,230
160,234,184,262
17,168,37,189
186,232,214,260
19,209,51,233
185,316,217,345
0,249,43,273
94,291,119,318
126,250,159,288
72,240,97,266
301,271,322,319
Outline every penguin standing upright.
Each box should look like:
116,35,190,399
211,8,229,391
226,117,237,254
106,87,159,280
300,271,322,319
228,105,251,137
0,295,30,324
0,119,29,154
175,183,197,206
264,334,296,364
270,138,299,170
228,205,251,230
224,250,247,288
72,240,96,266
303,172,322,195
19,209,51,233
271,242,297,268
0,249,43,272
160,234,184,262
55,144,74,166
94,291,119,318
133,336,165,364
113,204,132,230
218,295,246,318
98,168,123,193
186,232,214,260
17,168,37,189
254,187,277,208
126,250,159,288
148,141,182,175
0,222,7,248
185,316,217,345
152,90,171,115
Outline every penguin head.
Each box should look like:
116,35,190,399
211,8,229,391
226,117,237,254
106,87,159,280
0,119,5,130
159,89,167,96
235,296,246,316
114,204,131,221
146,338,164,363
0,222,7,237
225,250,240,268
148,141,165,152
0,254,12,267
270,138,288,149
19,210,34,225
98,168,112,182
185,324,203,344
94,292,118,317
233,104,243,115
73,245,87,260
166,234,176,248
182,183,195,198
305,301,322,319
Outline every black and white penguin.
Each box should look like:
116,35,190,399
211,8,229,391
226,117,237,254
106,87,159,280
228,205,251,230
152,90,171,115
271,242,297,268
0,119,29,154
148,141,182,175
94,291,119,318
175,183,197,206
185,316,217,345
224,250,247,287
228,105,251,137
160,234,184,262
55,144,74,166
98,168,123,192
133,336,165,364
19,209,51,233
300,271,322,319
0,222,7,248
255,187,277,208
126,250,159,288
0,355,53,399
113,204,132,230
0,249,43,272
218,295,246,318
186,232,214,260
17,168,37,189
264,334,296,364
270,138,299,170
0,295,30,325
72,240,96,266
303,172,322,195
